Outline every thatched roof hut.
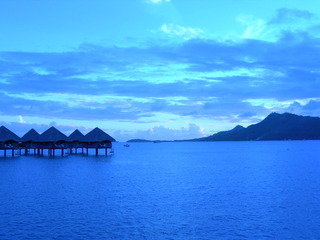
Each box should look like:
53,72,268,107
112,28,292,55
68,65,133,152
67,129,84,142
21,129,40,142
83,127,115,143
0,126,21,143
37,127,67,143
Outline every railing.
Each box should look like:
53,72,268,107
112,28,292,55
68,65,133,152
0,143,20,149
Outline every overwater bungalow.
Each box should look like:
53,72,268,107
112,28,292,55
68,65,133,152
82,127,115,155
36,127,68,157
67,129,85,154
0,126,21,157
21,128,40,155
0,125,115,157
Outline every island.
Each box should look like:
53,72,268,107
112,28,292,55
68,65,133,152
128,112,320,142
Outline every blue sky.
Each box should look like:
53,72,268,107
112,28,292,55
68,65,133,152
1,0,320,141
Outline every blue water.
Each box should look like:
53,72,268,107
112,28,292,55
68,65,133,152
1,141,320,240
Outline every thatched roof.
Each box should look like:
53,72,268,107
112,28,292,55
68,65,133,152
37,127,67,142
83,127,115,142
67,129,84,142
21,128,40,142
0,126,21,142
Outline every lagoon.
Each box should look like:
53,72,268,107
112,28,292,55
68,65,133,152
1,141,320,240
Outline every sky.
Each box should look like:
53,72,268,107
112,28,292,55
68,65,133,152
0,0,320,141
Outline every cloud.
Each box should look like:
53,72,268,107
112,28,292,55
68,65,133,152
0,92,152,121
114,123,205,141
269,8,316,25
160,24,204,40
303,100,320,111
237,8,319,42
282,99,320,118
2,7,320,141
18,115,26,123
237,15,268,40
146,0,171,4
0,13,320,135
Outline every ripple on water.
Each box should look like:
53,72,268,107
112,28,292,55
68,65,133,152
1,141,320,239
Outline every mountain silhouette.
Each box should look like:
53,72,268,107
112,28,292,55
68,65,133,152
193,112,320,141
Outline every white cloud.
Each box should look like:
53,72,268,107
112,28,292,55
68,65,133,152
237,15,272,40
237,9,320,41
160,23,204,40
114,123,205,141
18,115,26,123
147,0,171,4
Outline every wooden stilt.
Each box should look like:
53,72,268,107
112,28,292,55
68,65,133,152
0,138,114,159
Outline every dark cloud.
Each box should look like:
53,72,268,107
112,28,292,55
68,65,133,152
0,27,320,123
303,100,320,110
269,8,316,25
283,99,320,118
0,92,149,121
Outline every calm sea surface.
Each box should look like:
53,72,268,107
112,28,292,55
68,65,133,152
0,141,320,240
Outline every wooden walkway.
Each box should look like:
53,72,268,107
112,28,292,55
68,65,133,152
0,142,114,158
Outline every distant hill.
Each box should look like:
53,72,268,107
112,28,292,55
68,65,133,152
192,112,320,141
127,113,320,142
127,139,153,142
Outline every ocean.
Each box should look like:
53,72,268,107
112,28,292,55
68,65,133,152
0,141,320,240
